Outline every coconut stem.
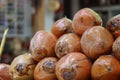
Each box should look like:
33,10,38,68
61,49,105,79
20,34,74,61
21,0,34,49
0,28,9,58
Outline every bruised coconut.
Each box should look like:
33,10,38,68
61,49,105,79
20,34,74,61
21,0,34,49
55,33,81,58
51,17,73,38
55,52,92,80
30,30,57,61
0,63,11,80
72,8,102,36
81,26,114,60
106,14,120,39
112,36,120,60
34,57,58,80
91,55,120,80
10,53,36,80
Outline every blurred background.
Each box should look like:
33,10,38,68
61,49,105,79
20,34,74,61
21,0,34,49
0,0,120,64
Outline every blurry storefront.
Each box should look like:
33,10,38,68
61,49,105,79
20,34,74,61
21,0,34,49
0,0,32,63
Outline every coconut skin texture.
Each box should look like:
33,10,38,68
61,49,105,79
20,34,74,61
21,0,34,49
30,30,57,61
34,57,58,80
106,14,120,39
112,36,120,60
72,8,102,36
81,26,114,60
55,33,81,58
51,17,73,39
0,63,11,80
55,52,92,80
91,55,120,80
10,53,36,80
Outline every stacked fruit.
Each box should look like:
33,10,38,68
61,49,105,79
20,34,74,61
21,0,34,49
1,8,120,80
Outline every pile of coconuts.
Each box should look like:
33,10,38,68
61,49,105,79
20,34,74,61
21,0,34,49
1,8,120,80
